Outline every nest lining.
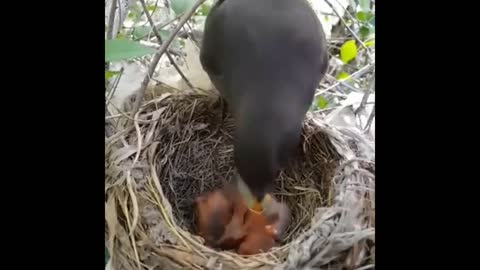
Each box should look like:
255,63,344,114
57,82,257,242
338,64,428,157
105,91,375,270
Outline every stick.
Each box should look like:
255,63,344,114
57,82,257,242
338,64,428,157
129,0,207,123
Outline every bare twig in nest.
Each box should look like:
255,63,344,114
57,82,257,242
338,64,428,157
138,0,194,90
130,0,208,124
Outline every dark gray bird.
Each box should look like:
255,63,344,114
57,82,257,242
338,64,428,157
200,0,329,213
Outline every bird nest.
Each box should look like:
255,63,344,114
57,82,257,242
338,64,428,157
105,91,375,270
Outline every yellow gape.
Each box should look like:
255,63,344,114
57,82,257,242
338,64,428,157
235,175,273,214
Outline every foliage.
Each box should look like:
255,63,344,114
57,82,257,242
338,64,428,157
340,40,358,64
105,39,156,62
311,0,375,111
105,0,213,82
105,246,109,265
171,0,196,15
103,0,374,114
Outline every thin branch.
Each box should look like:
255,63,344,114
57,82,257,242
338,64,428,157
355,92,370,115
168,56,195,89
315,64,373,97
106,0,118,40
105,67,124,138
105,67,125,106
138,0,194,90
355,70,375,115
130,0,207,123
364,105,375,132
105,0,118,74
332,0,362,28
185,22,202,48
324,0,370,53
132,13,182,41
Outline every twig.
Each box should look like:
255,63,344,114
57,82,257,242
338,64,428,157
355,264,375,270
355,92,370,115
333,0,362,28
140,0,160,29
139,0,195,90
315,64,373,97
130,0,207,123
324,0,370,53
314,101,375,114
105,67,125,137
105,0,118,74
355,72,374,114
185,22,202,48
363,105,375,132
106,0,118,40
105,67,125,106
138,40,186,57
132,13,182,41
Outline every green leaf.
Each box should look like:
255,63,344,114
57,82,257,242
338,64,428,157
317,96,329,109
116,33,127,40
147,5,157,12
105,70,121,80
357,11,374,22
159,30,171,41
340,40,358,64
128,5,143,22
132,26,171,41
359,0,371,12
359,26,370,39
336,71,351,81
132,26,152,40
105,39,156,62
199,3,211,15
171,0,195,15
365,39,375,47
359,23,375,40
105,247,110,265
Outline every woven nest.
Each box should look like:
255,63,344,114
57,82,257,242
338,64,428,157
105,91,375,270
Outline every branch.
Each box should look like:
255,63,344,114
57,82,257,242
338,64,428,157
138,0,194,90
364,105,375,132
324,0,370,53
130,0,207,123
106,0,118,40
315,64,373,97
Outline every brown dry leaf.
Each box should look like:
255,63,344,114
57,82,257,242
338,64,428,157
105,194,117,252
144,108,166,143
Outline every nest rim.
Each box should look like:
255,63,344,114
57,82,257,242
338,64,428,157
105,92,375,270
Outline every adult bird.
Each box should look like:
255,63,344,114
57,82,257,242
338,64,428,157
200,0,329,220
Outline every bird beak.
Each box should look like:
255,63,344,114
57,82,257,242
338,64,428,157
235,174,258,210
234,174,273,214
